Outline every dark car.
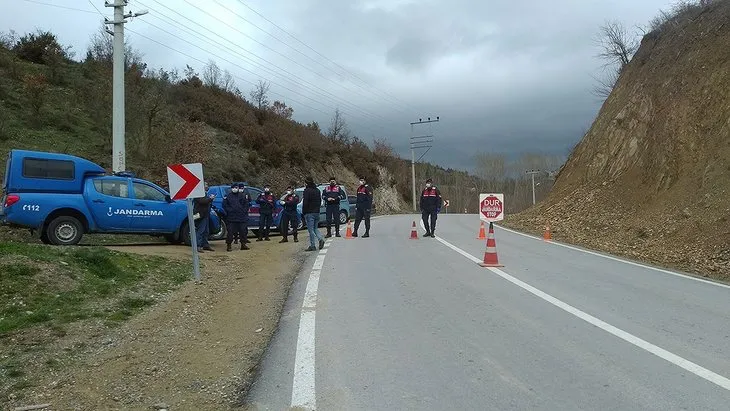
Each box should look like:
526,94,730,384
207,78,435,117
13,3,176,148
348,195,376,217
206,184,291,239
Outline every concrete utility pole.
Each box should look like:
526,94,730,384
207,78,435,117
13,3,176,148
525,169,541,205
104,1,147,172
409,117,439,212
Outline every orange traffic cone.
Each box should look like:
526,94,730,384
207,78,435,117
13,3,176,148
409,221,418,239
477,221,486,239
344,221,354,239
543,223,552,242
479,222,504,267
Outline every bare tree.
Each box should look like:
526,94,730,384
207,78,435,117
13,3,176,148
250,80,270,109
373,138,395,157
202,59,222,88
591,69,620,99
221,69,235,92
474,153,506,181
596,20,637,69
86,24,142,69
327,108,351,144
592,20,638,99
270,100,293,119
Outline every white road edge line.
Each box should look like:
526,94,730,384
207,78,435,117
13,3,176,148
432,232,730,392
291,239,333,410
495,224,730,290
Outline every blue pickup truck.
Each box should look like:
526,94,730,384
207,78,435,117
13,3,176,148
0,149,223,245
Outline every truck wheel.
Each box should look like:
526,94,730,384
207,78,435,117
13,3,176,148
165,233,182,244
209,220,227,241
339,210,348,224
47,216,83,246
181,221,192,246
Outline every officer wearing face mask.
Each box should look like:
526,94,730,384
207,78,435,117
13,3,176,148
352,176,373,238
322,177,345,238
279,185,300,243
256,184,276,241
420,178,442,237
223,183,250,251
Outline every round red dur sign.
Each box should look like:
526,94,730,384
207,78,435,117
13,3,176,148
480,195,503,220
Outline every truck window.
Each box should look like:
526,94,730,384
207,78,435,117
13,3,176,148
133,182,166,202
93,179,129,198
22,158,75,180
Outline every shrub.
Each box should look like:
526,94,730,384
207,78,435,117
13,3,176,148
13,30,69,65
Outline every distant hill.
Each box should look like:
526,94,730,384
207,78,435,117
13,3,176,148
0,28,484,215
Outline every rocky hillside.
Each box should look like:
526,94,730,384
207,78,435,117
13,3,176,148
505,0,730,280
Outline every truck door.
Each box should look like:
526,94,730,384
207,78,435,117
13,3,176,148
129,181,177,232
87,178,132,230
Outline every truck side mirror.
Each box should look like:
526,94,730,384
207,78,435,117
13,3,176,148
164,194,172,203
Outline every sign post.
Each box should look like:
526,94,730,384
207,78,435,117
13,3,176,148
167,163,205,281
479,193,504,224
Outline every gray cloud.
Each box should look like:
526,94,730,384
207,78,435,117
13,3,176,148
1,0,676,172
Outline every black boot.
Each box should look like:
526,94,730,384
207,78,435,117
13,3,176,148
279,237,288,243
226,243,232,252
241,243,249,250
293,235,299,243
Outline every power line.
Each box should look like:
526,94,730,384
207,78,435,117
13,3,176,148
209,0,411,116
136,18,386,133
179,0,402,118
123,30,387,137
234,0,419,115
21,0,97,14
20,0,390,137
135,2,392,125
87,0,105,17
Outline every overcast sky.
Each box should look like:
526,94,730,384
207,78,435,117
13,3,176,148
2,0,676,170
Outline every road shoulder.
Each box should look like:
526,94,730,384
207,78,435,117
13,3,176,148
14,241,306,410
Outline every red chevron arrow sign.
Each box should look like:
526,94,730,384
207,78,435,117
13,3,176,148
167,163,205,200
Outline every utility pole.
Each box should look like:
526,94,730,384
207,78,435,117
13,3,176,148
525,169,541,205
409,117,439,212
104,1,147,172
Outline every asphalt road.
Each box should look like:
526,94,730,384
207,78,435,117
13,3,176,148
245,214,730,410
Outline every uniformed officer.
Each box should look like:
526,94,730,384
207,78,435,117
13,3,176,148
279,186,300,243
223,183,250,251
322,177,345,238
352,176,373,238
256,184,276,241
420,178,442,237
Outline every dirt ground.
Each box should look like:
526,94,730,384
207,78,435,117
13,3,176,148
10,238,306,411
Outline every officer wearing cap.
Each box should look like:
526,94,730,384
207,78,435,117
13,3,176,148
256,184,276,241
223,183,250,251
322,176,345,238
279,185,300,243
352,176,373,238
420,178,442,237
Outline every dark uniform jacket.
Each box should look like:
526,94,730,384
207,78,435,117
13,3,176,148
356,184,373,210
322,184,345,207
223,192,250,222
420,187,442,213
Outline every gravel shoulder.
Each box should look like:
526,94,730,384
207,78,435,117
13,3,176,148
9,239,305,410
